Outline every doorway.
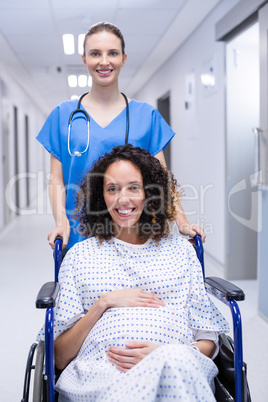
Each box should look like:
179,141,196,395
225,22,260,279
157,94,171,170
14,106,19,215
25,115,30,207
1,80,11,226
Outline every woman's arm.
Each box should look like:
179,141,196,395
47,155,70,249
54,296,107,370
107,341,159,372
154,150,206,242
192,339,217,358
54,288,165,370
106,339,217,373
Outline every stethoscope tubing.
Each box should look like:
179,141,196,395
67,92,129,157
121,92,129,145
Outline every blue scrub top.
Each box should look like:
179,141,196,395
37,98,175,248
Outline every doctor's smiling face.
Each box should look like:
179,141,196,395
82,28,127,88
103,160,145,241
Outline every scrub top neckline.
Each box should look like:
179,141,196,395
80,99,133,130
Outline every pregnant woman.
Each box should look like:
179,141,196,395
38,145,228,401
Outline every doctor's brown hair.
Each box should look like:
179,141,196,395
83,22,126,57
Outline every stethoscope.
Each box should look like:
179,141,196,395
67,92,129,157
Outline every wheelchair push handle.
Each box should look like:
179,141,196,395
55,235,63,245
193,234,205,278
54,236,63,282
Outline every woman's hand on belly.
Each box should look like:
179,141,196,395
107,341,159,372
100,288,165,309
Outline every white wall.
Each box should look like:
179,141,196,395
0,60,47,232
0,0,240,267
134,0,240,268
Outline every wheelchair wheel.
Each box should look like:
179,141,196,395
33,341,45,402
214,333,251,402
22,342,38,402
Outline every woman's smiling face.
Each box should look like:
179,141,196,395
103,160,145,240
82,30,127,87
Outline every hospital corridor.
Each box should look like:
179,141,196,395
1,0,268,401
1,211,268,400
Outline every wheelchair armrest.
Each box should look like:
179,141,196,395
36,281,60,309
205,276,245,302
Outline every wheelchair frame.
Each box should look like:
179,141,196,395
194,235,247,402
22,235,249,402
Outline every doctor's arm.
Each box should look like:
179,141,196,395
154,150,206,242
47,155,70,249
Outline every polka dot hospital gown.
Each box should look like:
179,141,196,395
38,235,229,401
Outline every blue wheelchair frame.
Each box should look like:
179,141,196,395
34,239,61,401
194,235,245,402
34,236,247,402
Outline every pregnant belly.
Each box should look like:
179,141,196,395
79,307,192,360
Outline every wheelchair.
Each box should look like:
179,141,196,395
22,235,251,402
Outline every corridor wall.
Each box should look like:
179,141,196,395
133,0,240,272
0,51,47,233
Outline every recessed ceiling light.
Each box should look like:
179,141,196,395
68,75,77,87
78,34,85,55
63,34,75,55
78,75,87,87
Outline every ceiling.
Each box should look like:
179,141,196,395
0,0,221,114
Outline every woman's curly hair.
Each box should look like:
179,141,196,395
74,145,181,242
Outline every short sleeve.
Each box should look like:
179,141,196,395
36,106,62,162
149,109,175,156
192,329,219,359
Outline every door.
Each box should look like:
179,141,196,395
1,80,11,226
225,22,260,279
25,115,30,207
258,2,268,320
157,94,171,170
14,106,19,214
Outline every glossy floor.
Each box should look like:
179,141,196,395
1,213,267,401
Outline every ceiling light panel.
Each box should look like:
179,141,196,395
68,75,77,87
78,75,87,87
78,34,85,55
63,34,75,55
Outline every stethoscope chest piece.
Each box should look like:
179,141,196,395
68,102,90,157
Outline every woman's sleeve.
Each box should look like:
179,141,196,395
186,243,230,334
149,109,175,156
36,246,85,341
36,106,62,162
192,329,220,359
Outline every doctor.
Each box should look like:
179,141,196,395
37,22,205,253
